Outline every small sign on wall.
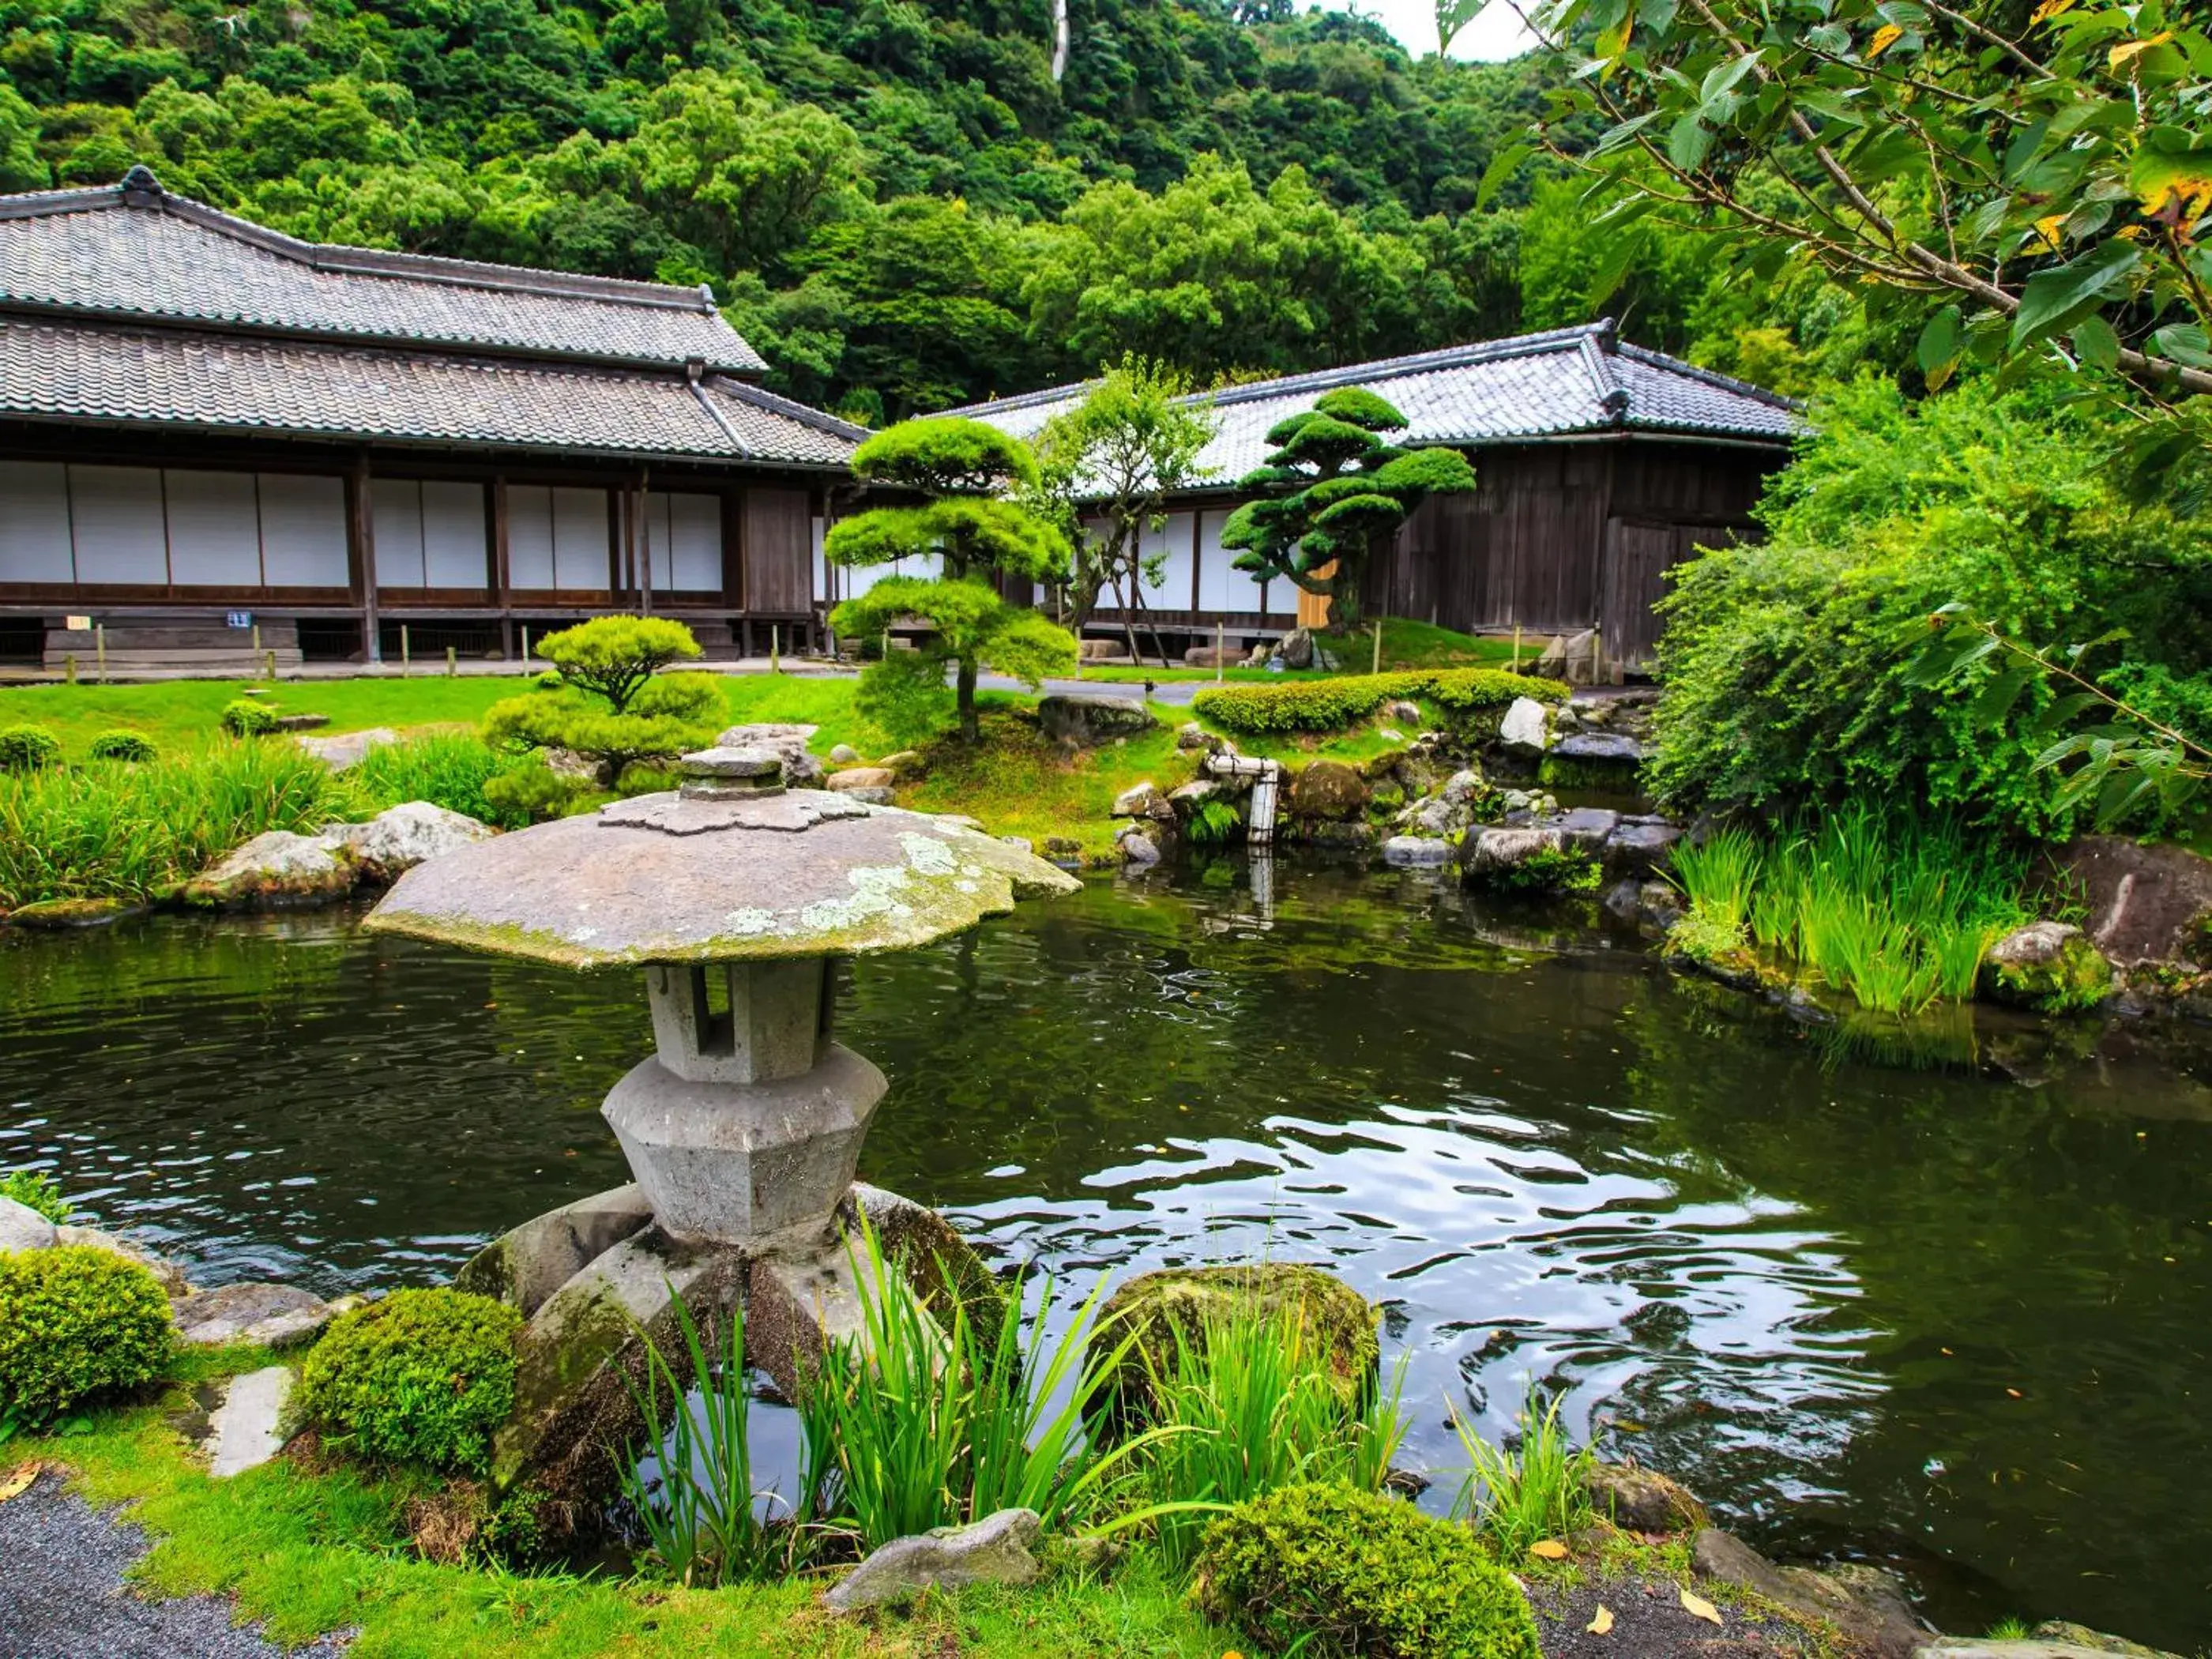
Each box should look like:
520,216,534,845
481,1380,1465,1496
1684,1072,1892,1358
65,614,90,630
226,610,254,630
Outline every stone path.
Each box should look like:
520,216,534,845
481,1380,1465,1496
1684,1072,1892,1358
0,1472,346,1658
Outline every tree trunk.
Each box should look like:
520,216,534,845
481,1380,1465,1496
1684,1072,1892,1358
1329,555,1364,634
956,656,980,743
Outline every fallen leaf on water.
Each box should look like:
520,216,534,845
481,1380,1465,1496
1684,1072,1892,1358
1586,1605,1615,1635
1680,1588,1723,1626
0,1463,41,1503
1528,1539,1570,1560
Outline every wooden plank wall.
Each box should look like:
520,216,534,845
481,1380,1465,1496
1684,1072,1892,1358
742,487,814,615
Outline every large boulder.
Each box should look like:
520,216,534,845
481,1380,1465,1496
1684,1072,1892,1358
180,831,356,910
1603,818,1683,871
325,802,495,885
1691,1529,1922,1659
714,723,823,786
0,1194,55,1252
826,766,897,793
1499,696,1553,753
1112,781,1164,819
295,727,397,770
1461,824,1567,880
1582,1461,1707,1533
1286,760,1369,821
1552,806,1619,855
1539,731,1646,791
825,1508,1043,1611
173,1281,333,1349
2056,836,2212,967
1979,921,2114,1013
58,1224,188,1298
1039,694,1154,747
1091,1262,1377,1437
453,1184,656,1317
1382,836,1453,867
3,897,144,930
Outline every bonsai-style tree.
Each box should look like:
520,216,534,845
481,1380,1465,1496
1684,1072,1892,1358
1031,356,1219,666
826,416,1076,743
482,615,724,798
1220,388,1477,632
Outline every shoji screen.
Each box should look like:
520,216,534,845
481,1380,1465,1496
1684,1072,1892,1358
0,461,73,582
645,492,723,593
258,476,348,588
1197,507,1268,614
1139,511,1197,609
550,487,608,591
373,481,427,589
507,486,555,589
68,466,168,585
419,481,487,589
164,471,261,587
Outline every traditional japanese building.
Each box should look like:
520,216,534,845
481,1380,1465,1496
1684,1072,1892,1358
0,167,863,673
958,322,1800,670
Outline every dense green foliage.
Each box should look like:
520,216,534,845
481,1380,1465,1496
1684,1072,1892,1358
0,1245,173,1424
344,732,536,829
1221,386,1476,628
0,1167,70,1222
1668,808,2033,1014
0,0,1875,419
1192,667,1561,736
86,729,157,763
532,616,702,713
220,698,280,738
1650,380,2212,837
295,1288,520,1473
0,724,62,773
1192,1481,1541,1659
1448,1394,1595,1557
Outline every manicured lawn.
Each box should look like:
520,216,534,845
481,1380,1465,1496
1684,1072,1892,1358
1072,618,1528,683
18,1349,1237,1659
0,677,523,762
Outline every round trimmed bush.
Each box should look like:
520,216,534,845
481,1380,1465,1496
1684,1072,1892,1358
0,724,62,773
295,1288,521,1473
220,699,280,738
88,730,157,763
1194,1481,1542,1659
0,1245,175,1424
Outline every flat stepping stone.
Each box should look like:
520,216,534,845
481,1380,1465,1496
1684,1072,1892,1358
205,1366,294,1478
174,1282,333,1349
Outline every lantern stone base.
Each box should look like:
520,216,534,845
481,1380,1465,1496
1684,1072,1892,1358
458,1181,1003,1531
601,1043,887,1246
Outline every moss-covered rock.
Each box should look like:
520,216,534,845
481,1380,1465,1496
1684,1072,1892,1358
1194,1481,1541,1659
1286,759,1371,821
1092,1262,1377,1435
1582,1460,1708,1533
1977,921,2114,1014
4,897,145,929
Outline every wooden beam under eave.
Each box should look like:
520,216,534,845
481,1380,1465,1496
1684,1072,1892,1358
347,454,379,662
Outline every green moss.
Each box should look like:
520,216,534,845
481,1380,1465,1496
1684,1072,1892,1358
295,1288,521,1474
1192,668,1562,737
1538,751,1644,792
5,896,142,927
220,698,281,738
1194,1481,1542,1659
0,1244,174,1424
1979,931,2115,1014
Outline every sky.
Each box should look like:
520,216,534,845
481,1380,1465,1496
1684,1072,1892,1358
1319,0,1541,61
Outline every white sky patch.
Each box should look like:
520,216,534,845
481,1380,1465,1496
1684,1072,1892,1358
1315,0,1540,62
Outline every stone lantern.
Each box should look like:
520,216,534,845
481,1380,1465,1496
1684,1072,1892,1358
362,747,1078,1510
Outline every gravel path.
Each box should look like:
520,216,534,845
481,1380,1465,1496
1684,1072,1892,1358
0,1471,346,1659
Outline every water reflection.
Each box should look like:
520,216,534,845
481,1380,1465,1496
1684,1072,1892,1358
2,860,2209,1646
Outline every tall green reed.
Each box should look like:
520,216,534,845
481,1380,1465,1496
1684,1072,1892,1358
0,739,359,908
1449,1392,1595,1556
1127,1308,1410,1569
348,732,534,828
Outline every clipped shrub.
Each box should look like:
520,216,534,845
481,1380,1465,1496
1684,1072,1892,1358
1194,1481,1542,1659
294,1288,521,1473
220,698,280,738
87,730,156,764
0,1245,174,1424
480,751,595,823
0,724,62,773
0,1168,70,1222
1192,669,1562,737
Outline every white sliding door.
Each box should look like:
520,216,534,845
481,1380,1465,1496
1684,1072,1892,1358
165,470,261,587
1198,507,1268,614
508,486,555,589
421,481,487,589
0,461,73,582
373,481,426,589
69,466,168,585
551,487,608,590
1138,510,1197,609
258,476,348,588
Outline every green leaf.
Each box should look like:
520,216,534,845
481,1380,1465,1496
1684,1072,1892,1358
1917,304,1962,378
1477,141,1534,211
1668,112,1714,171
2150,322,2212,368
2071,313,2121,369
1968,660,2039,726
2010,239,2142,350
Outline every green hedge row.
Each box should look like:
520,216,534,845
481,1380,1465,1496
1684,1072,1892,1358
1191,668,1565,736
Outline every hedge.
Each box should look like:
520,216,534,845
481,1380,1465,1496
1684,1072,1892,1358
1191,668,1564,736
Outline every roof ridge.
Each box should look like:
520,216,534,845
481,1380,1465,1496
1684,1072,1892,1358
0,169,727,318
1614,340,1806,412
1188,323,1611,410
942,378,1100,418
709,374,875,441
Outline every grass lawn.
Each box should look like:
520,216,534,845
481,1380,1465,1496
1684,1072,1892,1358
15,1348,1238,1659
1071,618,1528,684
0,676,522,761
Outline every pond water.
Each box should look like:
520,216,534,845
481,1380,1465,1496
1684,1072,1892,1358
3,858,2210,1649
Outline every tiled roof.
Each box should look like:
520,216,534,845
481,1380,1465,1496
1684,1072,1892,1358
0,167,766,374
954,322,1800,487
0,318,861,468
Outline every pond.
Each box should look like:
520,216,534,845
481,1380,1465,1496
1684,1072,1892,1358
3,857,2209,1650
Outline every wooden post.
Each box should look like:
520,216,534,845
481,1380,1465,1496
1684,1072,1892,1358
1371,618,1382,675
1215,619,1224,683
771,624,781,675
64,652,77,684
1512,623,1522,672
264,650,276,681
94,623,106,684
521,624,532,668
446,645,457,678
401,624,412,677
251,622,261,660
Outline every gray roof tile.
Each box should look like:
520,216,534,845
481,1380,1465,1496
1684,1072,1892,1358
955,322,1799,487
0,171,766,373
0,318,859,467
